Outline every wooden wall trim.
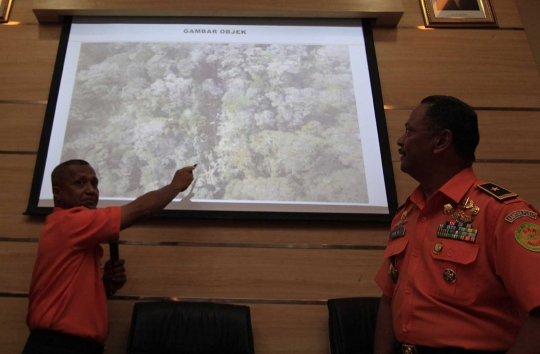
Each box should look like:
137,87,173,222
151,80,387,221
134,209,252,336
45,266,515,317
31,0,404,27
0,292,332,304
0,242,385,298
0,237,387,250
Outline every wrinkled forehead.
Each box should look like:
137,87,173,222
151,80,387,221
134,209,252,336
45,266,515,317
56,164,97,186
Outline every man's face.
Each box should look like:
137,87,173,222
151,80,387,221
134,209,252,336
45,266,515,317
397,103,439,177
53,164,99,209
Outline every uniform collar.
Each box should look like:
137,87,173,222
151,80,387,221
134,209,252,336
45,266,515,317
438,167,478,204
47,206,88,221
406,167,478,208
51,206,85,213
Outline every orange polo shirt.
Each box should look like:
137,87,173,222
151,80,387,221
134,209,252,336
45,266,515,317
27,206,121,344
375,168,540,350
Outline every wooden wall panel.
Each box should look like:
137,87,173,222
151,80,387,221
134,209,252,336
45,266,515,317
0,25,60,101
462,111,540,161
118,218,390,245
399,0,523,28
486,0,524,29
116,217,391,245
0,154,44,238
0,297,332,354
0,104,45,152
8,0,40,24
385,109,540,161
374,29,540,107
0,242,385,298
515,0,540,73
0,298,30,354
8,0,524,30
0,243,36,293
474,163,540,204
108,301,331,354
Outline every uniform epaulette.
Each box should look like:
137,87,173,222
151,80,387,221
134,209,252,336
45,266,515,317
477,183,518,201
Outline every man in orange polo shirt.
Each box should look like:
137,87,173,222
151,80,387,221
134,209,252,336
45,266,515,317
22,159,195,354
374,96,540,354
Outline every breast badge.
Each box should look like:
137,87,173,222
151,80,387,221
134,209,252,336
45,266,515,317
433,242,443,255
390,210,407,239
515,223,540,252
437,197,479,243
388,259,398,284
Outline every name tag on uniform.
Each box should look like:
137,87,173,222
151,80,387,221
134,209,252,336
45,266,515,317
389,227,406,239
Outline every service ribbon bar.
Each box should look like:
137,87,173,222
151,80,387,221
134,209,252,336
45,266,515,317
437,221,477,243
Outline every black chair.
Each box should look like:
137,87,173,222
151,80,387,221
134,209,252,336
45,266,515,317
126,301,255,354
327,297,381,354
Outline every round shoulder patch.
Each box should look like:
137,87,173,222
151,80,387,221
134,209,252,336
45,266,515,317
515,223,540,252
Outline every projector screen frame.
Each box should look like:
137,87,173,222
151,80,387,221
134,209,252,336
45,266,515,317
25,15,397,222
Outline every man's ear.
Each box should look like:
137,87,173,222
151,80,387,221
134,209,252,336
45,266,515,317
52,186,60,204
434,129,452,154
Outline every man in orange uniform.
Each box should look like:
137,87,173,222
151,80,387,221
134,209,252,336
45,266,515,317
22,159,195,354
374,96,540,354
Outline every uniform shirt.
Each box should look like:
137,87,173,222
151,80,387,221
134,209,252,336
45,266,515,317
27,206,122,344
375,168,540,350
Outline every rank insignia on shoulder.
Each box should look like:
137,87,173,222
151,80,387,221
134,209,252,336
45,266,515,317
477,183,517,201
505,210,538,223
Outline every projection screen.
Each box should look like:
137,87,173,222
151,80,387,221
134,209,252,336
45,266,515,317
25,16,397,221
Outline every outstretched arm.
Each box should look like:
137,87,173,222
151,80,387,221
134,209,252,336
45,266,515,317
120,166,195,230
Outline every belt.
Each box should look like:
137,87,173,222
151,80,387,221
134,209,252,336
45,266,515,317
27,329,105,354
400,343,506,354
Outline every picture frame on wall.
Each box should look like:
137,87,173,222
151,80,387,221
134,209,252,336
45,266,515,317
0,0,14,23
420,0,498,28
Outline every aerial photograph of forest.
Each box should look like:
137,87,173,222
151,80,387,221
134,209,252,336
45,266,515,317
61,42,368,204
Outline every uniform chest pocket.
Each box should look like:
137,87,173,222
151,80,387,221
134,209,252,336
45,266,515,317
383,236,409,258
427,241,479,305
383,237,409,289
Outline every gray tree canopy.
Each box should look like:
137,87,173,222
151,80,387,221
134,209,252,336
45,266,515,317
62,42,368,204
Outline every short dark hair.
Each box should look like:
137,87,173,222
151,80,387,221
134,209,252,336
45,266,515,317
421,95,479,163
51,159,90,187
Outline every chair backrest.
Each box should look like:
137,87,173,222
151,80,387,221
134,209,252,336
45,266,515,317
327,297,381,354
127,301,255,354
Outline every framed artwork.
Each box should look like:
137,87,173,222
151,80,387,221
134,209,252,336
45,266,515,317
420,0,498,28
25,16,397,221
0,0,14,23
